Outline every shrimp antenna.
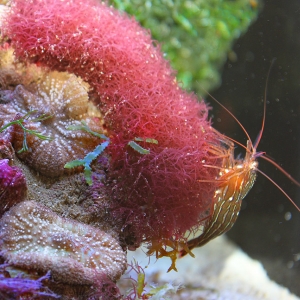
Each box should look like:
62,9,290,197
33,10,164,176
253,57,277,149
204,90,254,153
204,58,277,153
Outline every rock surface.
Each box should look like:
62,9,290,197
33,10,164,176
122,236,299,300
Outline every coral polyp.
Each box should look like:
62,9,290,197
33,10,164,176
0,70,105,177
0,201,127,285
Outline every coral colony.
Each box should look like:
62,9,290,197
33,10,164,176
0,0,248,298
1,201,126,284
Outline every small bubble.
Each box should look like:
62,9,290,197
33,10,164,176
284,211,292,221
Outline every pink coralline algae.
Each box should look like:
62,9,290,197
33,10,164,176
3,0,226,250
0,159,26,216
0,201,127,285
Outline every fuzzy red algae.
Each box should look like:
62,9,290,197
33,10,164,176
3,0,225,245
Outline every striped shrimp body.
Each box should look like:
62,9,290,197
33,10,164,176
180,140,259,256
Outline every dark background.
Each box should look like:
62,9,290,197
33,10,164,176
210,0,300,296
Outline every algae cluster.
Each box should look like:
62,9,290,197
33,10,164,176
110,0,260,94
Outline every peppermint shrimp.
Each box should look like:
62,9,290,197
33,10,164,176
180,66,300,257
